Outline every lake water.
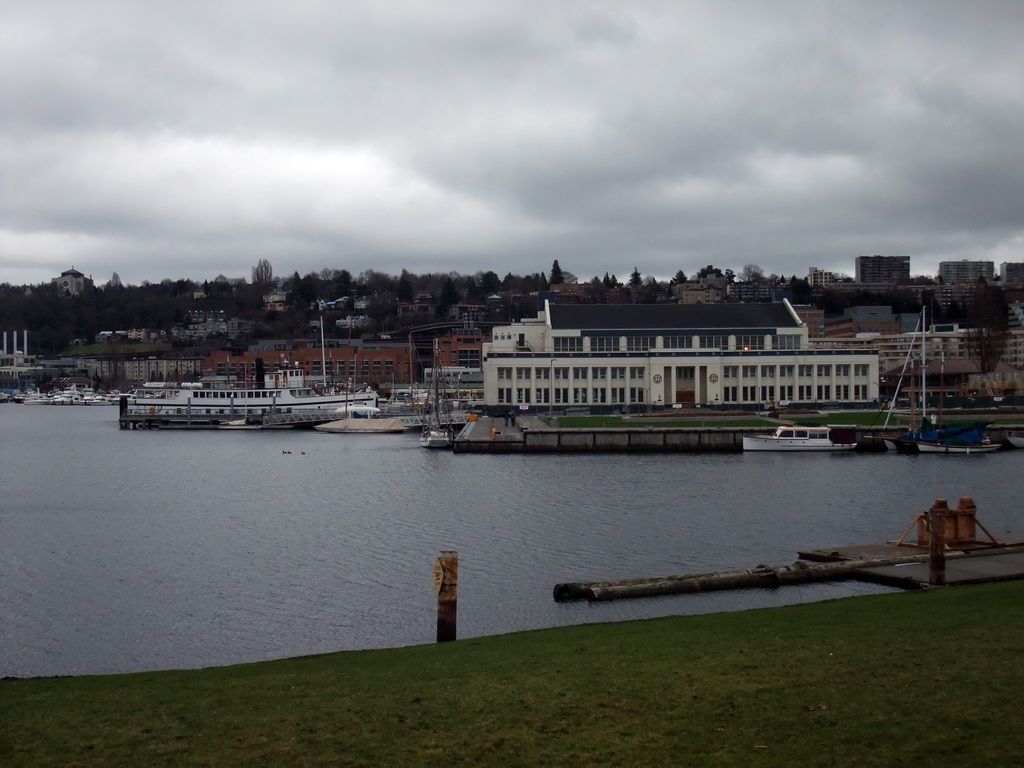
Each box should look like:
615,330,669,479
2,404,1021,677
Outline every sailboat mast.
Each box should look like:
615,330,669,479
920,306,927,422
320,315,327,390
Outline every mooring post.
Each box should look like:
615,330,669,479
434,550,458,642
928,499,949,586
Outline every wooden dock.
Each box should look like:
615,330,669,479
555,499,1024,601
454,415,748,453
455,417,1020,454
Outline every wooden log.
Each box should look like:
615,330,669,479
552,552,969,603
434,550,458,642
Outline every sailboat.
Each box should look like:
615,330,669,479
419,341,454,449
892,309,998,454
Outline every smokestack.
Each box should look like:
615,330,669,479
24,330,28,355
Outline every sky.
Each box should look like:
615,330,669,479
3,1,1024,288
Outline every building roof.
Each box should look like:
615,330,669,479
547,302,800,332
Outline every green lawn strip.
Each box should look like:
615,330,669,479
4,581,1024,767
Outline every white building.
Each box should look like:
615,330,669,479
482,301,879,411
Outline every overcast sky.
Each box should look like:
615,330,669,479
3,1,1023,288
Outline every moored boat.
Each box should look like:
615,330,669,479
121,367,377,427
742,424,857,452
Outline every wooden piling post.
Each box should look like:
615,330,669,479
434,550,458,642
928,499,949,586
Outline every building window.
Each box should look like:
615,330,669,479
498,388,512,404
760,365,775,378
572,367,588,379
592,387,607,403
722,386,737,402
736,335,764,350
817,384,831,400
742,386,757,401
723,366,739,379
760,386,776,402
798,385,813,400
835,364,850,377
573,387,588,404
591,337,620,352
772,334,801,350
516,387,532,403
629,387,645,403
611,387,625,404
626,336,655,351
516,367,531,380
610,367,626,380
854,364,870,377
799,365,813,378
836,384,849,400
629,367,645,380
779,365,794,378
817,364,831,377
554,388,569,404
535,388,550,404
663,336,693,349
553,337,583,353
497,367,513,381
592,367,607,380
534,367,550,380
742,365,757,378
699,335,728,349
778,385,793,401
554,367,569,380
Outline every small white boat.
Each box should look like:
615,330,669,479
915,440,1001,454
742,425,858,452
1007,434,1024,450
419,427,453,449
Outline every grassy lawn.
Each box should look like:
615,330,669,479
4,581,1024,767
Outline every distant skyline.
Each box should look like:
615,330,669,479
4,2,1024,287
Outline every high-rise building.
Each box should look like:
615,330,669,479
854,255,910,286
1000,262,1024,285
938,260,994,284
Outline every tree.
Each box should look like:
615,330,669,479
629,267,643,288
549,260,565,285
964,282,1009,373
671,270,687,285
251,259,274,288
740,264,764,283
397,272,414,303
437,277,460,316
107,272,122,289
696,265,724,279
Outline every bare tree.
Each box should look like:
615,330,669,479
740,264,764,283
251,258,274,288
964,282,1008,373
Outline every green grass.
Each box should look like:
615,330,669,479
5,581,1024,767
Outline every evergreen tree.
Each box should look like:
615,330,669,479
549,259,565,285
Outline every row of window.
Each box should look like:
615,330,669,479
551,334,802,352
218,360,396,376
497,383,872,406
720,384,871,403
497,387,648,405
723,363,871,378
497,363,872,380
497,366,647,381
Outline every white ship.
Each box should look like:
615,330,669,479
121,367,378,425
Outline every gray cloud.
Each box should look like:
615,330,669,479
3,0,1023,287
